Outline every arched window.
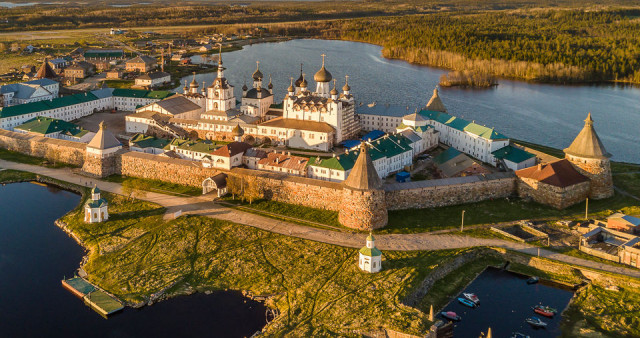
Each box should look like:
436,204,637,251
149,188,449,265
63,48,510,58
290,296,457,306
213,102,218,109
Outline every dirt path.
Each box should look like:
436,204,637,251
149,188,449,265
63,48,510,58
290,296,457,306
2,159,639,279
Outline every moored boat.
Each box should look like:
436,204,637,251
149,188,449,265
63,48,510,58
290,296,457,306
525,316,548,327
463,292,480,304
527,277,539,284
533,305,555,317
440,311,461,321
539,305,557,313
510,333,530,338
457,297,477,308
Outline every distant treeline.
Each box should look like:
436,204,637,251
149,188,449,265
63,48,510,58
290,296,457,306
331,10,640,84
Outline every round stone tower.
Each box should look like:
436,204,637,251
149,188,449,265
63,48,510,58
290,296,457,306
564,113,613,199
338,145,388,230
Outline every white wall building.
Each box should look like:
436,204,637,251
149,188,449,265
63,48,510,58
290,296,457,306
1,79,59,107
359,233,382,273
84,186,109,223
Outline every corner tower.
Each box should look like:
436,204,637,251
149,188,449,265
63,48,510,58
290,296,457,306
338,145,388,230
82,121,122,177
564,113,613,199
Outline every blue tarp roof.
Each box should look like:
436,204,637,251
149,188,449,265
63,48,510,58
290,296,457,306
341,140,361,149
361,130,385,142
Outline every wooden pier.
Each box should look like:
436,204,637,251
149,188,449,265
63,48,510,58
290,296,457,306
62,277,124,317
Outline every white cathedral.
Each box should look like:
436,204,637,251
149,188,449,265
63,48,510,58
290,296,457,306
130,49,360,151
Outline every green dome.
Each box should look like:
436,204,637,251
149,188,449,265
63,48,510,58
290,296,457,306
360,246,382,257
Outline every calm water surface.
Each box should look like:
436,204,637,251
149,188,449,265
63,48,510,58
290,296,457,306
0,182,267,338
441,267,574,337
181,39,640,163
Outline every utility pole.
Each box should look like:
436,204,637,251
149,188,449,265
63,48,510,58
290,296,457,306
585,197,589,220
461,210,465,232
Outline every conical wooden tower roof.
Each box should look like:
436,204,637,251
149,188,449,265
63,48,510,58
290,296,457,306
343,145,382,191
88,121,121,150
426,87,447,112
564,113,611,159
34,58,57,80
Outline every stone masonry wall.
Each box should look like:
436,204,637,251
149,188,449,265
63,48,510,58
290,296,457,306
0,129,86,166
567,155,614,200
384,172,517,210
229,167,345,211
517,176,590,209
119,151,221,187
339,189,388,230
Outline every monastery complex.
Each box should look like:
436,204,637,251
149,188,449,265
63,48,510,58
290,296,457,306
0,53,615,230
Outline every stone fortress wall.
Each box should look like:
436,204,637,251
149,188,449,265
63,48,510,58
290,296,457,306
0,126,608,229
0,129,86,166
384,172,517,210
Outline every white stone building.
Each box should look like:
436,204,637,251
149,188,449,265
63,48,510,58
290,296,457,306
135,72,171,88
359,233,382,273
84,186,109,223
1,78,59,107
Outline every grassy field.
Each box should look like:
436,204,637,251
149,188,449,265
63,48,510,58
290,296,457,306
383,193,640,234
221,197,342,228
0,169,37,182
102,79,134,89
614,173,640,197
104,175,202,196
60,192,484,336
0,148,77,168
0,53,40,74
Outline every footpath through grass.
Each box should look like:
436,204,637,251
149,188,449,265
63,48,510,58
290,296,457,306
60,192,474,336
384,191,640,234
221,197,342,229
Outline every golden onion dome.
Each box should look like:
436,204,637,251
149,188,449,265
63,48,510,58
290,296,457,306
231,123,244,137
314,65,332,83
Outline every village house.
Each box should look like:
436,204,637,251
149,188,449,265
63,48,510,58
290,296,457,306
607,213,640,234
135,72,171,89
126,55,157,73
64,61,95,79
83,49,124,61
257,151,309,176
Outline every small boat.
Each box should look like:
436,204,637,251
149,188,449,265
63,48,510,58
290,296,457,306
457,297,477,308
440,311,461,321
533,305,555,317
538,305,557,313
527,277,539,284
463,292,480,304
525,316,548,327
510,333,530,338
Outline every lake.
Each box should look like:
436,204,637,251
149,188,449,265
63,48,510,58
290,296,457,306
440,267,574,337
0,182,267,338
180,39,640,164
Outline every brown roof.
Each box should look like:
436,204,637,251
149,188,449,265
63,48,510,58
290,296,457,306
34,58,57,80
426,87,447,112
343,145,382,191
564,113,611,159
516,159,588,188
155,95,201,115
259,117,335,134
258,152,308,172
210,142,252,157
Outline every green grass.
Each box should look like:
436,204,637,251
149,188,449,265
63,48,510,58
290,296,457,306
383,194,640,234
104,175,202,196
0,148,76,168
562,284,640,337
221,197,342,228
60,193,480,336
102,79,134,89
614,173,640,197
0,169,37,182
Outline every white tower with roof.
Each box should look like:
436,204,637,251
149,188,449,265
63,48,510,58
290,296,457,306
359,232,382,273
84,186,108,223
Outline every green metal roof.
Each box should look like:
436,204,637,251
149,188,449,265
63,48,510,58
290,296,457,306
85,198,107,208
84,51,124,58
309,134,413,172
359,246,382,257
15,116,89,137
418,110,507,140
1,92,99,119
130,133,171,149
112,88,174,99
433,147,462,165
170,138,221,154
491,145,536,163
